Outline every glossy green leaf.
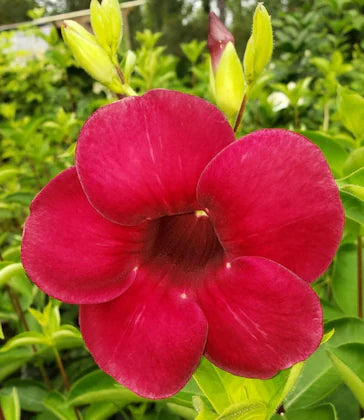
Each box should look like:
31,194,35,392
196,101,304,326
193,357,234,413
0,331,49,352
286,317,364,409
0,263,24,288
43,391,78,420
1,380,48,412
0,348,33,381
332,244,363,316
67,370,144,407
218,401,266,419
299,130,349,177
343,147,364,176
328,347,364,407
285,403,337,420
340,191,364,225
337,85,364,140
84,402,122,420
0,388,20,420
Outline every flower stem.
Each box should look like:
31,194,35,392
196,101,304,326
358,235,362,319
6,286,52,390
52,347,81,420
233,94,247,134
323,102,329,131
294,106,299,129
115,61,125,85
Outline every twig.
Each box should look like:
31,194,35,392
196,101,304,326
6,286,52,390
115,62,125,84
323,102,329,131
0,403,5,420
233,94,247,134
53,347,81,420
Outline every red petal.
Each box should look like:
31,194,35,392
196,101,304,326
21,168,151,304
76,89,234,226
207,12,235,73
80,264,207,399
197,129,344,282
198,257,323,378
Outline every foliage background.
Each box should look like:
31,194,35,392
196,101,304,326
0,0,363,419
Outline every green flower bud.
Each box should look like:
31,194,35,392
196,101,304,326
215,42,245,122
62,21,123,93
243,3,273,85
90,0,122,58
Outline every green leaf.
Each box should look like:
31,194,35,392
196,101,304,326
0,388,21,420
218,401,266,419
43,391,78,420
337,168,364,201
193,396,218,420
285,403,337,420
298,130,349,177
84,402,122,420
332,244,363,316
0,322,4,339
337,85,364,140
0,331,49,352
0,263,24,288
0,348,34,381
68,370,144,407
193,357,234,413
328,347,364,407
343,147,364,176
286,317,364,409
51,325,84,350
1,380,48,412
0,168,20,183
3,192,34,206
340,191,364,225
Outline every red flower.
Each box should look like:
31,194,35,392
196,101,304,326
21,90,344,399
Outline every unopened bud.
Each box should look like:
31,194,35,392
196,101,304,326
243,3,273,85
207,12,234,74
62,20,123,93
215,42,245,122
90,0,122,58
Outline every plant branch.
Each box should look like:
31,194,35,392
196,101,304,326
323,102,330,131
52,347,81,420
233,94,247,134
115,62,125,84
6,286,52,390
0,403,5,420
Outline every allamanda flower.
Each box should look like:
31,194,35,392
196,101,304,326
22,89,344,399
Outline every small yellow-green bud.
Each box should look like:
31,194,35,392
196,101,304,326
62,21,123,93
215,42,245,122
90,0,122,58
243,3,273,85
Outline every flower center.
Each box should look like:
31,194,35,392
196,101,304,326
146,211,224,272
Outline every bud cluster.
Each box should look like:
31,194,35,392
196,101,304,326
208,3,273,124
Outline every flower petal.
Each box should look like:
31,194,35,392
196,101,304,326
197,129,344,282
76,89,235,225
21,167,151,304
198,257,323,378
80,264,207,399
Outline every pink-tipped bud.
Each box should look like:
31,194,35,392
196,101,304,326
207,12,235,73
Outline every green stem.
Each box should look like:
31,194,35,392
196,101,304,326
53,347,81,420
294,106,299,129
323,102,330,131
233,94,247,134
6,286,52,390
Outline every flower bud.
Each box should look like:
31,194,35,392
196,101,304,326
90,0,122,58
207,12,234,74
215,42,245,122
62,20,123,93
243,3,273,85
